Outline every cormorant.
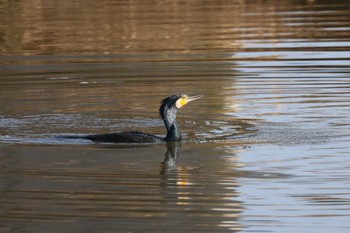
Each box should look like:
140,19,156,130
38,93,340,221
76,94,203,143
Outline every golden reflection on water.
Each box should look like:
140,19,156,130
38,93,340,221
2,0,349,55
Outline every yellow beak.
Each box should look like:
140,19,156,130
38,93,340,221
177,95,204,108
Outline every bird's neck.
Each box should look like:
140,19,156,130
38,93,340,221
165,121,181,141
162,109,181,141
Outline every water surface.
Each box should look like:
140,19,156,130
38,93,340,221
1,1,350,232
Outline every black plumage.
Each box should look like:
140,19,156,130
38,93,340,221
76,94,203,143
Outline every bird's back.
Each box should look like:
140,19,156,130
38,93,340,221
85,131,164,143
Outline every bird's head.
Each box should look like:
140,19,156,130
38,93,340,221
159,94,203,119
159,94,203,140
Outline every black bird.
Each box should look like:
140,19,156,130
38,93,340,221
78,94,203,143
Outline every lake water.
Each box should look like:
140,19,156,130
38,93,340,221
1,0,350,232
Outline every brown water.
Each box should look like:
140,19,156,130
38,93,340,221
1,0,350,232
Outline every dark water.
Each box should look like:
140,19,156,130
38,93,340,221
1,0,350,232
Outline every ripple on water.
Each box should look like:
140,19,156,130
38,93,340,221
0,113,343,146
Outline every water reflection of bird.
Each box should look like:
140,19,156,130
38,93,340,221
78,94,203,143
161,142,181,173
